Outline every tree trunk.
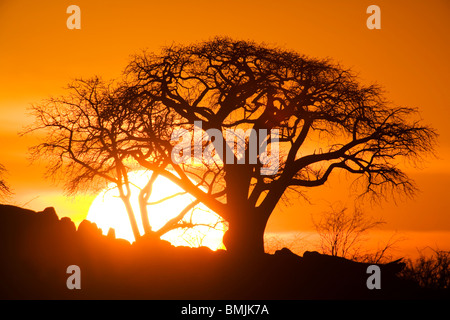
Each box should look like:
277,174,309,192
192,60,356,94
119,193,141,242
223,208,268,257
139,196,152,234
222,162,268,256
139,175,157,235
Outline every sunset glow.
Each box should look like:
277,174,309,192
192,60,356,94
1,0,449,260
86,171,227,250
2,1,450,303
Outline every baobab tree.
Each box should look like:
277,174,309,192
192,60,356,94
27,37,437,257
121,37,437,256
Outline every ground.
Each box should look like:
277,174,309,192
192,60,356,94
0,204,446,300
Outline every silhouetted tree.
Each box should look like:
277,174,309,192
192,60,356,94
25,78,142,239
25,78,210,241
312,204,402,262
119,37,437,256
27,38,437,256
400,248,450,290
313,205,383,259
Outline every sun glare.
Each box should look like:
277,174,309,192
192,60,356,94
86,170,227,250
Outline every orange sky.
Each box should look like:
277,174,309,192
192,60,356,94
1,0,449,257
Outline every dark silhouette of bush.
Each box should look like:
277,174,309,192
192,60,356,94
312,204,404,264
399,248,450,293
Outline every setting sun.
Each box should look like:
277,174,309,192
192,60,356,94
86,170,227,250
